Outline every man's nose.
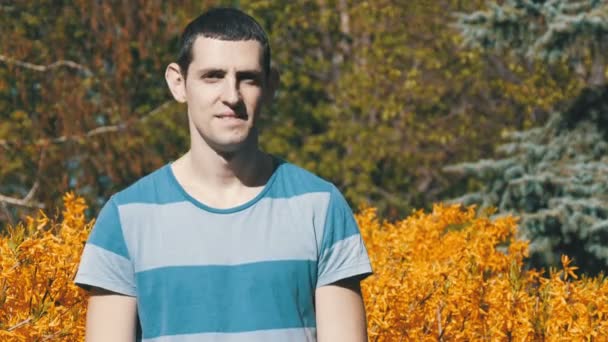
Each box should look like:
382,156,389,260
221,77,240,105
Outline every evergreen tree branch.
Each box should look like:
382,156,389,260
456,0,608,85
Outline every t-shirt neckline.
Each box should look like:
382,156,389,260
164,156,282,214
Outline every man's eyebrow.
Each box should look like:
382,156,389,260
195,68,227,76
193,68,263,78
236,70,263,78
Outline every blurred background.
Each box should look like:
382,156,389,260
1,0,606,274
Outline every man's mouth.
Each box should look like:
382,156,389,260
216,112,246,119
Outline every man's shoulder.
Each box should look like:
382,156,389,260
273,158,339,198
111,163,177,206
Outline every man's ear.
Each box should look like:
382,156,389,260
165,63,187,103
263,66,280,105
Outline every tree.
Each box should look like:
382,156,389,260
445,88,608,274
446,0,608,274
248,0,584,216
456,0,607,86
0,1,213,225
0,0,587,227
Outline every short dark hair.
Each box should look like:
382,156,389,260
177,7,271,79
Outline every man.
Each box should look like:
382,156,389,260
75,7,372,342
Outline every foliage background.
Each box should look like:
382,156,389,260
0,0,584,222
1,0,607,336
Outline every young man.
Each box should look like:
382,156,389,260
75,7,372,342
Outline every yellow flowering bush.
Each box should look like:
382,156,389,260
1,195,607,340
0,194,89,341
359,205,608,341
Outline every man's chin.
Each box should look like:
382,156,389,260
201,129,258,155
211,139,252,156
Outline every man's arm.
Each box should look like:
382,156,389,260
84,287,138,342
315,276,368,342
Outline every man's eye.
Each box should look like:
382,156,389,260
203,74,222,81
242,77,259,85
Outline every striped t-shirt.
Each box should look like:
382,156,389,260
75,158,373,341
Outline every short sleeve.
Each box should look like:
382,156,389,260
316,186,373,287
75,196,136,296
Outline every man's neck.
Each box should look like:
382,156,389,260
171,139,274,209
190,143,269,187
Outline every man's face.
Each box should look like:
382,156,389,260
182,37,269,153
